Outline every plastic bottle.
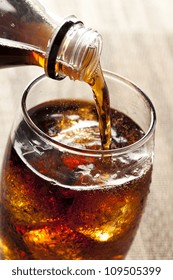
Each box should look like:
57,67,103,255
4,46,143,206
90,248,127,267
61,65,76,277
0,0,102,81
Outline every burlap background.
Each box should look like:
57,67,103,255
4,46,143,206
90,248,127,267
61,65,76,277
0,0,172,259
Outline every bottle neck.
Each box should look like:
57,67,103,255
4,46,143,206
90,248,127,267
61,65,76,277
44,16,102,81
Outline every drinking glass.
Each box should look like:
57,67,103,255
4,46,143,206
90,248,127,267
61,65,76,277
0,70,156,260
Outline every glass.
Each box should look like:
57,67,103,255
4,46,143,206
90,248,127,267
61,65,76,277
0,70,156,260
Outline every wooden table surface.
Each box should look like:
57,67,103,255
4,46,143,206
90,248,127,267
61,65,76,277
0,0,173,260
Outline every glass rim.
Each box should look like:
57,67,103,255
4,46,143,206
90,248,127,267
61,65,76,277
21,70,156,157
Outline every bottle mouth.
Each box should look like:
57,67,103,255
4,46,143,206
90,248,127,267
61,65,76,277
57,23,103,81
65,25,102,80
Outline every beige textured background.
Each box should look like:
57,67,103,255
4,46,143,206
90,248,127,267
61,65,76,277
0,0,173,259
